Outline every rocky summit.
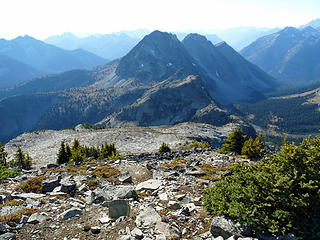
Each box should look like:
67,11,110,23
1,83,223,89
0,122,262,240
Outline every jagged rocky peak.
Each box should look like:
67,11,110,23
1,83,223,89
115,30,197,86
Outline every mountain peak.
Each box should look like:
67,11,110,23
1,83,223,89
183,33,209,43
115,30,196,86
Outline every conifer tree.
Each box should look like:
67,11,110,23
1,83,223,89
0,142,8,166
219,128,245,154
57,141,69,164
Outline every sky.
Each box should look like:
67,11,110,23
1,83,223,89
0,0,319,40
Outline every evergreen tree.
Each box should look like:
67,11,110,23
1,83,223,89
219,128,245,154
241,135,265,159
66,144,72,160
11,145,32,170
57,141,69,164
0,142,8,166
158,142,171,153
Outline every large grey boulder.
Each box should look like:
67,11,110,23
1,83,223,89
42,176,61,193
0,233,16,240
108,200,130,219
210,216,248,239
136,179,162,191
135,206,161,228
60,177,77,194
92,185,137,204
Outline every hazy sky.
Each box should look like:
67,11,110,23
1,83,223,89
0,0,319,39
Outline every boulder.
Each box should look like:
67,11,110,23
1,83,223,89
11,192,45,200
0,233,16,240
27,212,47,224
131,227,143,239
210,216,248,239
136,179,162,191
42,176,61,193
135,206,161,228
61,208,82,220
108,200,130,219
155,222,181,239
60,178,77,194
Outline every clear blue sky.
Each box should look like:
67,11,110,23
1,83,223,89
0,0,319,39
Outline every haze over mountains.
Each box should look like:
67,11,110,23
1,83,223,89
0,35,108,88
241,26,320,85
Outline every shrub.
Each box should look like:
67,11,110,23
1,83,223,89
158,142,171,153
189,139,211,149
241,135,265,159
0,165,20,182
203,137,320,239
9,145,32,170
16,176,45,193
218,128,246,154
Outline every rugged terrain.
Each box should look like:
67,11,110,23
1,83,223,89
0,122,263,240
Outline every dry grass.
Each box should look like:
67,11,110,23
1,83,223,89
158,158,187,170
15,176,45,193
92,165,121,181
198,163,232,181
0,208,41,225
83,179,100,190
0,199,24,208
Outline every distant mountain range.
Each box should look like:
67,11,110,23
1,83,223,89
0,30,277,143
0,36,108,88
301,18,320,29
45,32,140,60
0,55,43,88
241,26,320,85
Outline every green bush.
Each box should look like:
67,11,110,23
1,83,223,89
9,145,32,170
203,137,320,239
56,139,121,164
241,135,265,159
158,142,171,153
189,139,211,149
0,165,20,182
218,128,245,154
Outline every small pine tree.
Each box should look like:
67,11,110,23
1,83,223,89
72,139,80,151
158,142,171,153
11,145,32,170
66,144,72,159
219,128,245,154
57,141,69,164
241,135,265,159
0,142,8,166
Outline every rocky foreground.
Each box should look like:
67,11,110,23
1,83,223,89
0,146,259,240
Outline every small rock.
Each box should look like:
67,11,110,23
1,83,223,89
131,227,143,239
83,225,91,232
119,172,132,183
42,176,61,193
159,193,168,201
155,222,181,239
91,226,101,234
60,178,77,194
98,216,111,224
61,208,82,220
27,212,47,224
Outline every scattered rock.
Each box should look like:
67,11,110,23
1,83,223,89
61,208,82,220
91,226,101,234
27,212,47,224
42,176,61,193
131,227,143,239
119,172,133,183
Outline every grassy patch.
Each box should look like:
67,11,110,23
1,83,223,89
92,165,121,181
83,179,100,190
0,208,41,225
0,199,24,208
158,158,187,170
198,164,232,181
